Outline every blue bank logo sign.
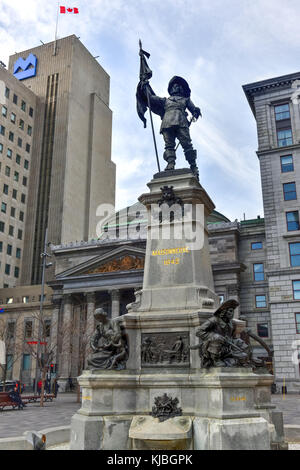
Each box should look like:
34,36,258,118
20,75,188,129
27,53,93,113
13,53,37,80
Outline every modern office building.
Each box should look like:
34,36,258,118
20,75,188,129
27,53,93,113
7,35,116,285
0,64,40,288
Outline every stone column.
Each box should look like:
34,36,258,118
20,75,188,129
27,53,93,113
58,294,72,390
50,298,62,370
110,289,121,319
84,292,96,368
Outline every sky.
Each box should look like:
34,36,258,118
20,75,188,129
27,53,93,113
1,0,300,221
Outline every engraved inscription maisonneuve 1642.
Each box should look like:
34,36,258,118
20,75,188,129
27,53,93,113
141,332,189,367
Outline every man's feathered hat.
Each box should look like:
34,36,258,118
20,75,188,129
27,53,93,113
214,299,239,317
168,76,191,98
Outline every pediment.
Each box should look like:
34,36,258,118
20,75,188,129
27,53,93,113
56,245,145,279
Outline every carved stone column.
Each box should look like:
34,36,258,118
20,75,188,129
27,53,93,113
58,294,72,389
111,289,121,319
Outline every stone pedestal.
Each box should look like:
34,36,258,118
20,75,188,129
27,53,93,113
70,368,277,450
70,170,285,450
127,170,218,314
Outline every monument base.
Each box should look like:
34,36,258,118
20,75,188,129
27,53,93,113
70,368,286,450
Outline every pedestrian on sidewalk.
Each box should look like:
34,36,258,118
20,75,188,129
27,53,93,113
54,379,60,398
37,380,42,396
9,386,26,410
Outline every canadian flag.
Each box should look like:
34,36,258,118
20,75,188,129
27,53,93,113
60,6,79,14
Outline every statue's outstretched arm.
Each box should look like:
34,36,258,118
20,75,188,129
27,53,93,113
187,98,201,119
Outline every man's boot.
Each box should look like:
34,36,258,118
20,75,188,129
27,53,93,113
185,149,199,180
163,150,176,171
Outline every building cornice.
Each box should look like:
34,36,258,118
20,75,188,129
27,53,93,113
243,71,300,117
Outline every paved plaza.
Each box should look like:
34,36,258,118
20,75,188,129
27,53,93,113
0,392,299,440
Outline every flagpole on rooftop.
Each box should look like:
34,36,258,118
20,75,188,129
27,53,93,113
53,1,60,56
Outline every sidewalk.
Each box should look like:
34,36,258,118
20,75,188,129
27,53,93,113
0,393,80,439
0,392,298,440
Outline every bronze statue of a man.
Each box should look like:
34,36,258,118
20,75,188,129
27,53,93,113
148,76,201,177
192,299,268,368
137,42,201,179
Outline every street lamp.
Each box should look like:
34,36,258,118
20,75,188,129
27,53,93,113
34,228,52,394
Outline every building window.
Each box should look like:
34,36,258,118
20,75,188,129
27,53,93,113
218,294,225,304
10,112,16,124
5,87,10,99
0,241,2,252
29,107,33,117
281,155,294,173
283,182,297,201
14,171,19,182
24,159,29,170
255,295,267,308
295,313,300,334
10,207,15,218
8,131,14,142
7,322,15,339
6,354,14,371
19,211,24,222
17,137,22,147
25,143,30,153
293,281,300,300
13,94,18,105
1,105,7,117
19,119,24,130
22,176,27,186
3,184,9,194
5,166,10,176
21,193,26,204
24,321,32,338
5,264,10,275
1,202,7,213
7,244,12,255
21,100,26,112
6,297,13,304
16,154,21,165
17,229,22,240
12,189,17,199
257,323,269,338
275,103,290,121
290,242,300,267
253,263,264,281
22,354,31,371
8,225,14,236
0,125,5,135
22,296,29,303
27,125,32,136
286,211,300,231
0,221,4,232
43,320,51,338
7,148,12,159
251,241,263,250
0,143,3,153
14,267,19,278
16,248,21,258
277,129,293,147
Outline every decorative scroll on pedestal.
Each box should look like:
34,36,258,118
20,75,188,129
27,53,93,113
150,393,182,422
86,255,144,274
141,332,189,367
